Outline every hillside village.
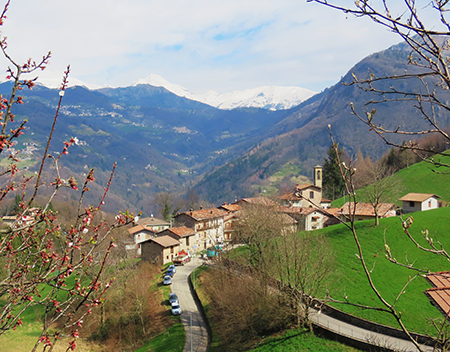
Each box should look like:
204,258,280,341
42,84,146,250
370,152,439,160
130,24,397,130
122,164,442,267
3,0,450,350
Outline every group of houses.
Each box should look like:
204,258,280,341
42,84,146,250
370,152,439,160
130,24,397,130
123,165,442,265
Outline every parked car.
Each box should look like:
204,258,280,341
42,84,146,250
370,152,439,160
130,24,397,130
163,275,172,285
169,293,179,304
168,264,176,273
166,268,175,277
171,302,182,315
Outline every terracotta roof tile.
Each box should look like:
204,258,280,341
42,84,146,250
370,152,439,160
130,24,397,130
339,202,395,217
427,271,450,288
325,207,340,216
295,183,321,191
184,208,228,220
127,224,157,235
166,226,196,238
278,192,302,201
399,193,440,202
219,203,242,212
238,197,279,206
426,272,450,317
279,206,320,216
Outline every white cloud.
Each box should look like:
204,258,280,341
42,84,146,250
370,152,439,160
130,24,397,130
0,0,419,93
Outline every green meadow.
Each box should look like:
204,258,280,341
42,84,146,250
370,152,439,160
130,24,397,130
317,207,450,335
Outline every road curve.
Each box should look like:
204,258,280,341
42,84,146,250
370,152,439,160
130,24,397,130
171,257,209,352
310,308,434,352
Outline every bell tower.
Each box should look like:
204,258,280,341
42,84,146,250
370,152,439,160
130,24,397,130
314,165,322,189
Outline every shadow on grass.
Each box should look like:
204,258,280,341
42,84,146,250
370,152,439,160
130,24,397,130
254,329,308,349
160,299,170,307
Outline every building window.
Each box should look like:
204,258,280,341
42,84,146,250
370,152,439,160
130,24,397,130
310,191,314,199
429,200,432,208
186,236,190,246
170,247,174,253
317,170,321,179
409,201,414,207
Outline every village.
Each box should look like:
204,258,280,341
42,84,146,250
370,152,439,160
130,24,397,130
123,165,441,266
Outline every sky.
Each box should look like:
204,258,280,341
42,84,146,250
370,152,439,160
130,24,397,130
0,0,417,94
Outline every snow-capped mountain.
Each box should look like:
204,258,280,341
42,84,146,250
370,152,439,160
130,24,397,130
133,74,317,111
196,86,317,110
35,73,316,111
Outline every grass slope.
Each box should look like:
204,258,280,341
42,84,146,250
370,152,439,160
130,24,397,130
319,206,450,335
332,154,450,208
134,323,185,352
250,329,359,352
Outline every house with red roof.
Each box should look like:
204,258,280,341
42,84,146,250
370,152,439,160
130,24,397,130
280,206,324,231
127,224,158,255
236,197,280,207
278,166,330,210
338,202,396,222
174,207,228,250
218,203,242,242
158,226,197,253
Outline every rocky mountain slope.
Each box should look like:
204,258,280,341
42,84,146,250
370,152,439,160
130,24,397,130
193,41,450,203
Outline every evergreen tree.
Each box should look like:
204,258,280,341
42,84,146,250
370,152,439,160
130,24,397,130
322,144,346,200
11,194,21,215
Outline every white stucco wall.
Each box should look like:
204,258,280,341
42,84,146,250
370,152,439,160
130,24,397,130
402,197,439,213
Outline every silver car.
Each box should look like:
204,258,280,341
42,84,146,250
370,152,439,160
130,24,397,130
171,302,182,315
169,293,179,304
163,275,172,285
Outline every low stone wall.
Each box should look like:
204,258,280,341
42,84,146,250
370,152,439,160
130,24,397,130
313,325,397,352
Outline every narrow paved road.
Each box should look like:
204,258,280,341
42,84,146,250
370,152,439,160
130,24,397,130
171,256,434,352
171,257,209,352
310,309,434,352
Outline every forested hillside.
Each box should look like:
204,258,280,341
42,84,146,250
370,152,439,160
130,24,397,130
193,40,450,203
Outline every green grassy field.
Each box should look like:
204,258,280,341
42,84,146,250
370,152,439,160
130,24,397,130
332,154,450,208
317,206,450,335
134,323,185,352
225,206,450,339
250,329,359,352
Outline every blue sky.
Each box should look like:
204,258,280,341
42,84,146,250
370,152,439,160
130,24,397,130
0,0,412,94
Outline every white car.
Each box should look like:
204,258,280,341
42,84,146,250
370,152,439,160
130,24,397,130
163,275,172,285
171,302,182,315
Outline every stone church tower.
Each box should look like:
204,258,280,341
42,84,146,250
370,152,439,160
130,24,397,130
314,165,322,189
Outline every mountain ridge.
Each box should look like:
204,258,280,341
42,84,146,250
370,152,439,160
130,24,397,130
132,74,317,110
